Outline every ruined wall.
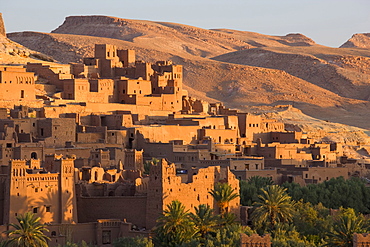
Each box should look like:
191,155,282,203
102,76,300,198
146,160,240,229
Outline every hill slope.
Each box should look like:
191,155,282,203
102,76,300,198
340,33,370,49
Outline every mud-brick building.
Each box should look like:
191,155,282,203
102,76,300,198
145,159,240,228
0,158,77,225
0,66,36,101
77,159,240,230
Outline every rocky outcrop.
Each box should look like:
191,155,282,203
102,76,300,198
0,13,6,36
279,33,316,46
340,33,370,48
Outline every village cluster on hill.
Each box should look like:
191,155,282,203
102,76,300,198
0,41,370,246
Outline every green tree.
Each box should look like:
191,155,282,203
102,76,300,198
209,183,239,215
113,236,153,247
324,208,367,247
189,204,220,239
240,176,273,206
5,212,50,247
271,223,317,247
153,200,195,247
251,185,295,232
292,199,331,243
181,224,254,247
282,177,370,214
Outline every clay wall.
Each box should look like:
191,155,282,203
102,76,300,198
62,79,90,101
302,167,349,183
140,142,174,160
198,128,238,144
89,79,116,102
100,114,133,129
77,132,105,143
262,119,285,132
26,63,72,89
95,44,118,60
0,69,36,100
37,118,76,148
0,108,7,119
77,196,147,227
353,233,370,247
270,131,302,143
213,143,237,155
124,149,143,170
172,150,207,164
133,125,199,149
35,83,57,95
117,79,152,102
69,63,86,78
41,102,157,118
13,145,44,160
117,49,136,67
49,147,91,161
199,157,264,171
106,130,130,147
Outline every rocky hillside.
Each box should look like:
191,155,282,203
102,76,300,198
340,33,370,49
50,15,318,59
0,13,54,64
212,46,370,101
6,15,370,129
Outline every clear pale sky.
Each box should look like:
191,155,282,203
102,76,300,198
2,0,370,47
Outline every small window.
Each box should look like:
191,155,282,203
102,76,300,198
46,206,51,212
33,207,38,213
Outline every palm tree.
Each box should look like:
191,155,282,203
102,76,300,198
209,182,239,215
189,204,220,239
251,185,295,231
5,212,50,247
154,200,195,247
324,213,366,247
143,158,159,175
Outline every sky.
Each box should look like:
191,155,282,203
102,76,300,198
2,0,370,47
